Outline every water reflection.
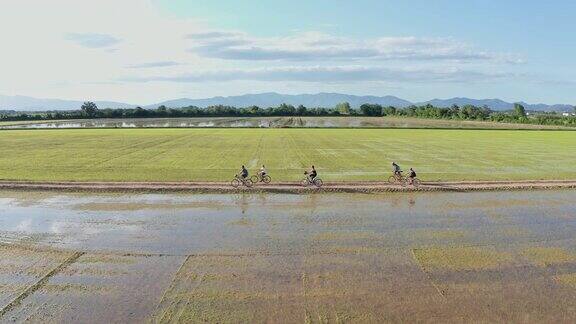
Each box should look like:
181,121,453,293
1,118,277,129
0,190,574,255
1,117,563,129
0,117,431,129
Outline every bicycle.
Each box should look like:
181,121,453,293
231,174,253,188
388,172,407,186
403,177,422,187
250,173,271,184
301,172,323,187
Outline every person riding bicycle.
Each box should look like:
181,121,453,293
392,162,402,177
408,167,417,184
259,165,267,177
240,165,248,179
305,165,317,181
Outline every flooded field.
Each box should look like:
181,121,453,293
0,116,568,129
0,190,575,322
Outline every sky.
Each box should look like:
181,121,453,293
0,0,574,105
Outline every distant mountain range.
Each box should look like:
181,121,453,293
421,97,573,112
0,95,134,112
145,93,413,110
1,93,573,112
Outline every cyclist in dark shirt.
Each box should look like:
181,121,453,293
392,162,402,177
306,165,317,180
240,165,248,179
408,168,417,184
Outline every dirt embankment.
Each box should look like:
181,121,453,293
0,180,575,193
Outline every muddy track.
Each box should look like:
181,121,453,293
0,180,575,193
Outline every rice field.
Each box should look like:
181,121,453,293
0,190,575,322
0,128,574,182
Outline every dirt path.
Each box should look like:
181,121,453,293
0,179,575,193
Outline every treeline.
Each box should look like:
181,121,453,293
0,103,343,121
368,103,576,127
1,101,575,127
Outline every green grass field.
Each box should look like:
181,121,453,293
0,128,574,182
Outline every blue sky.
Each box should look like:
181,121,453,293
1,0,574,104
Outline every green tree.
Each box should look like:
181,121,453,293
156,105,168,117
274,103,296,116
81,101,99,117
514,103,527,118
360,104,383,116
296,105,307,115
382,106,397,116
335,102,351,115
247,105,261,115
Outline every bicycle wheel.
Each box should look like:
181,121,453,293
231,178,241,188
301,178,310,187
244,179,254,187
388,175,397,184
401,178,408,187
412,178,421,187
313,178,323,187
250,175,260,183
262,175,271,184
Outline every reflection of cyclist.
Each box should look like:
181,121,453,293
240,165,248,179
392,162,402,177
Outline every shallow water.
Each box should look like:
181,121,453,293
0,190,575,254
1,190,575,322
0,118,252,129
1,116,563,129
0,117,323,129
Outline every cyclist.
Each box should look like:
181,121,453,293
259,165,267,178
240,165,248,179
305,165,317,181
392,162,402,177
408,168,417,185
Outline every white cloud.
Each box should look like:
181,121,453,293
123,65,509,83
127,61,182,69
65,33,121,48
186,31,523,64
